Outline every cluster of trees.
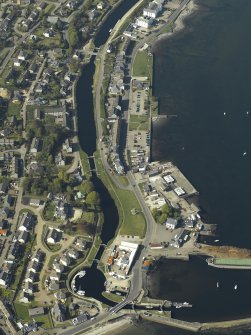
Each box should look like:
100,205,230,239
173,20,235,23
79,180,101,207
68,22,79,49
27,119,70,163
152,204,179,224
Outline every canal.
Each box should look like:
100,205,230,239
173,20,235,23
74,0,140,302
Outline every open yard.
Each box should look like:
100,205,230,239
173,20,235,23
132,50,153,80
129,114,149,131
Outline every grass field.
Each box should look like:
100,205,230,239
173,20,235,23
94,151,146,238
14,302,53,328
79,149,91,179
132,50,153,80
129,114,149,131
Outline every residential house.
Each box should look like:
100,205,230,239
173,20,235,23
18,50,28,61
18,230,29,244
75,238,87,250
11,156,19,179
53,262,64,274
52,302,66,322
0,180,8,194
34,109,42,120
50,270,61,282
0,229,8,236
59,254,71,267
29,261,40,273
55,152,65,166
30,137,41,154
135,17,154,29
29,63,39,75
23,282,33,295
30,198,41,207
32,250,44,263
43,29,54,38
0,271,10,287
67,249,79,260
54,201,68,221
19,212,33,231
19,291,31,303
36,2,46,11
47,228,62,244
29,307,45,317
12,91,23,103
97,1,104,10
8,242,21,260
62,139,72,153
143,1,162,18
165,218,178,230
49,280,60,291
25,270,36,283
0,207,9,220
14,59,21,67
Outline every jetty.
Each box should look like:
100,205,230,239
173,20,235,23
207,257,251,269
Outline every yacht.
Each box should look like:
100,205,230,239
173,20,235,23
77,290,85,296
78,271,86,278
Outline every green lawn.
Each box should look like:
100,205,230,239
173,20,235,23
7,102,22,117
14,302,53,328
129,115,150,131
94,151,146,238
79,149,91,179
14,302,30,321
118,176,129,187
132,50,153,80
102,291,124,303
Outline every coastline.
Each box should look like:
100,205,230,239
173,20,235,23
155,0,199,43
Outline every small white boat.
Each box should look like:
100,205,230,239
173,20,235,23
217,282,219,288
78,271,86,278
223,112,226,116
77,290,85,296
243,152,247,156
234,284,238,290
214,239,219,242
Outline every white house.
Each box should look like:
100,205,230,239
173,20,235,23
165,217,178,230
143,1,162,18
135,17,154,29
14,59,21,67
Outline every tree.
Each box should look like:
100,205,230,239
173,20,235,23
80,180,94,194
86,191,100,206
158,213,168,225
161,204,170,215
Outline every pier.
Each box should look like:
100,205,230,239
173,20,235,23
207,257,251,269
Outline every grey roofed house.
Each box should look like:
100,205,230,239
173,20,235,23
18,230,29,244
29,307,45,317
0,180,9,194
24,282,33,294
34,108,42,120
29,260,40,273
75,238,87,250
53,262,64,273
59,254,71,267
8,241,21,260
47,228,62,244
52,302,66,322
32,250,44,263
30,137,41,153
19,212,33,231
49,280,60,291
54,290,66,300
19,291,31,303
0,271,10,287
0,207,9,220
25,270,36,283
67,248,79,260
29,63,39,74
50,270,61,281
165,217,178,229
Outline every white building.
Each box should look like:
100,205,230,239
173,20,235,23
118,241,139,276
166,217,178,230
135,17,154,29
143,1,162,18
